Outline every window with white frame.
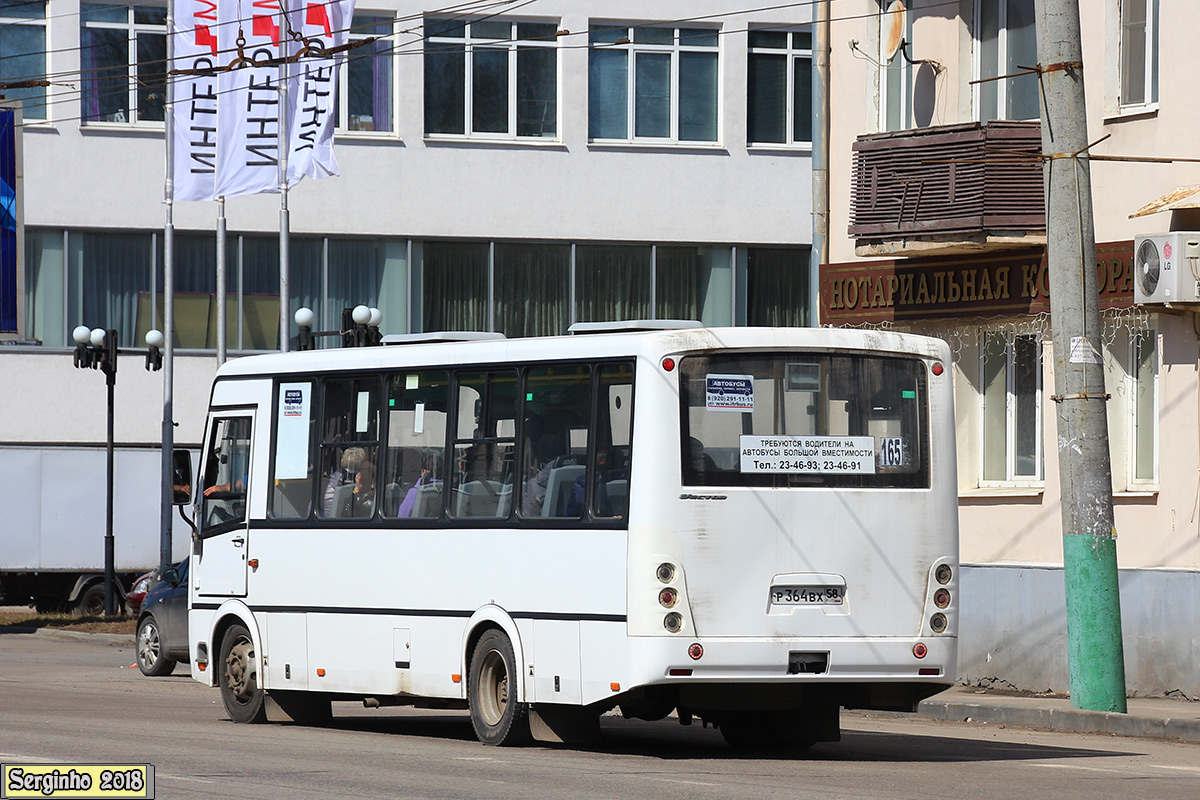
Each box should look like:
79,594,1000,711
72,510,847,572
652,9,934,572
342,14,394,132
588,24,719,143
981,330,1042,483
877,0,912,132
1127,328,1157,484
976,0,1039,122
80,3,166,124
747,29,812,145
424,18,558,138
1119,0,1158,108
1,1,48,120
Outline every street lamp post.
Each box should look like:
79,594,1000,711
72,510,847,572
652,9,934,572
71,326,164,616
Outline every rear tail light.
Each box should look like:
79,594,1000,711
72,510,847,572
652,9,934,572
656,563,676,583
659,587,678,608
663,613,683,633
935,564,953,585
930,613,948,633
934,588,951,608
913,642,928,658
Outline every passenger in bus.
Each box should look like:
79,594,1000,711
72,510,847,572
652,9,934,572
566,447,628,517
521,434,568,516
337,463,376,518
321,446,367,516
397,453,442,518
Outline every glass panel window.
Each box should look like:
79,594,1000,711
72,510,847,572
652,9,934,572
976,0,1038,122
451,370,518,519
879,0,913,131
594,362,633,518
981,331,1042,483
271,381,316,519
421,241,488,331
1130,329,1157,483
80,3,167,124
494,243,569,337
746,247,809,327
386,370,450,519
747,28,812,145
520,364,591,519
575,245,651,323
681,353,929,488
1120,0,1158,107
424,18,558,138
200,416,252,533
317,378,381,520
1,1,47,120
344,14,394,132
588,25,719,143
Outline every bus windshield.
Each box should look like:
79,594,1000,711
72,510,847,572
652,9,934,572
681,352,929,488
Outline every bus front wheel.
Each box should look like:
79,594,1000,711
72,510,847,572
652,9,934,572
219,623,267,724
468,630,531,746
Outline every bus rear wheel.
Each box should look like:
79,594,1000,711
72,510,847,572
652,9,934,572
219,623,267,724
468,630,531,746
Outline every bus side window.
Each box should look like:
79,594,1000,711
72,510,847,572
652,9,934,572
450,370,517,520
592,362,633,519
271,381,315,520
316,378,381,520
385,371,450,519
520,364,591,519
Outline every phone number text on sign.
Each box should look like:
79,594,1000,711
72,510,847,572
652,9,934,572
740,435,876,474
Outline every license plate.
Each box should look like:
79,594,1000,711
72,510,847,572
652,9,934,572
770,586,844,605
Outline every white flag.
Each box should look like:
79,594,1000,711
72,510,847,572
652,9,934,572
285,0,356,182
171,0,221,201
216,0,294,198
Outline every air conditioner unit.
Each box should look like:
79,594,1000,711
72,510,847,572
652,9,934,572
1133,232,1200,304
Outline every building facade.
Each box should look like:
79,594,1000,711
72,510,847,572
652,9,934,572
822,0,1200,696
2,0,818,446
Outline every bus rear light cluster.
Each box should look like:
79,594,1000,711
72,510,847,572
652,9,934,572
663,613,683,633
688,643,704,660
659,587,678,608
931,362,944,376
933,588,951,608
930,613,948,633
935,564,953,585
913,642,928,659
656,563,676,583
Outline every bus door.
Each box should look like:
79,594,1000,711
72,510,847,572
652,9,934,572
197,412,254,597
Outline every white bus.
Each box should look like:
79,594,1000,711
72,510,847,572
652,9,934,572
187,323,958,748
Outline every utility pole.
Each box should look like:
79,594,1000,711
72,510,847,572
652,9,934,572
1034,0,1127,712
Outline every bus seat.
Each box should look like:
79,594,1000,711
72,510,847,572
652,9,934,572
412,482,442,518
331,483,356,518
457,480,503,518
541,465,585,517
383,482,403,516
271,479,310,519
604,479,628,517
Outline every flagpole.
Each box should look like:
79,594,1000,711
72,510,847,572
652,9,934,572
277,5,290,353
216,195,226,364
160,0,177,577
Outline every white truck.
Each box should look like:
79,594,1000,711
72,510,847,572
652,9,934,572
0,445,192,614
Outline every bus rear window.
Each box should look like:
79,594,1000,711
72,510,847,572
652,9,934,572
681,353,929,488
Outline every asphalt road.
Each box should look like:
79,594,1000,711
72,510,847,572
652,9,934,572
2,632,1199,800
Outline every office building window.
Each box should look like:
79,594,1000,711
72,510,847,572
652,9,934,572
424,18,558,138
588,25,719,143
976,0,1038,122
80,3,167,124
981,330,1042,483
878,1,913,131
1120,0,1158,107
0,1,47,120
344,14,394,132
747,30,812,145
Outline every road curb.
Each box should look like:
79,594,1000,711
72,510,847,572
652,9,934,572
917,697,1200,743
31,627,134,644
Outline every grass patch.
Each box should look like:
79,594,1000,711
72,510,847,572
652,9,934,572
0,610,136,636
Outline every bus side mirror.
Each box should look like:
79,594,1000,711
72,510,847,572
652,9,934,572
172,449,193,506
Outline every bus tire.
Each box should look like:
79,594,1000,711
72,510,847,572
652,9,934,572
219,624,267,724
468,629,531,746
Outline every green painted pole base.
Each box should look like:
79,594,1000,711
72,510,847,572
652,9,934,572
1063,533,1127,713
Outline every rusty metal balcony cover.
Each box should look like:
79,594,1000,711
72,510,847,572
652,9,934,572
849,121,1045,240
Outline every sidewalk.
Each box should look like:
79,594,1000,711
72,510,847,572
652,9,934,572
914,685,1200,743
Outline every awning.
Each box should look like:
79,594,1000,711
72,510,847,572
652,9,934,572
1129,185,1200,218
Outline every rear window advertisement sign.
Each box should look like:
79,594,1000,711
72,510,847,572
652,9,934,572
275,383,311,479
706,374,754,412
740,435,877,474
